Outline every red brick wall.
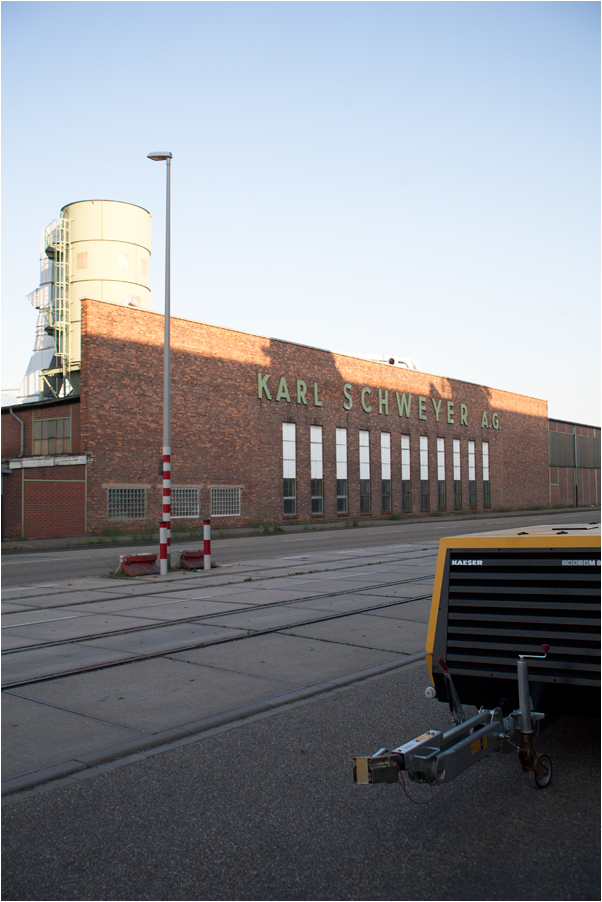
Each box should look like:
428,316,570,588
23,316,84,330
80,299,551,533
1,399,83,539
22,467,86,538
1,467,23,541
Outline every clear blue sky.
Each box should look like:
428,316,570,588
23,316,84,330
2,1,600,424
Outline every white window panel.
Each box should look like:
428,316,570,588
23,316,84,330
282,422,295,442
117,253,130,270
401,435,410,480
336,428,347,480
282,423,296,478
453,439,461,480
381,433,391,479
420,436,428,479
482,442,489,481
437,438,445,480
468,441,476,480
359,431,370,480
310,425,323,480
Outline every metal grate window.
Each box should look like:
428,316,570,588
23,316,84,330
211,487,241,517
108,488,146,520
172,487,200,518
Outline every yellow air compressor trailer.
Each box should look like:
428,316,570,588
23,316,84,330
354,524,600,790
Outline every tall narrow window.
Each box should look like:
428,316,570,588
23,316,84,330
381,432,391,512
282,423,296,515
420,436,429,511
336,428,348,513
401,435,411,511
468,440,477,507
482,442,490,508
359,431,371,513
453,439,462,509
437,438,446,510
310,426,323,514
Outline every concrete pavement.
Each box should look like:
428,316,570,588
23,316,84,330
2,540,437,796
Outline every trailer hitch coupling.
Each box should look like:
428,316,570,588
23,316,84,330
354,647,553,791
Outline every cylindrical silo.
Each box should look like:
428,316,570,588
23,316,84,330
63,199,152,369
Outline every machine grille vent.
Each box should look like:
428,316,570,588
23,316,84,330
445,549,601,687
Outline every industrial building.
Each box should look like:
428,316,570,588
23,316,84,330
1,200,600,540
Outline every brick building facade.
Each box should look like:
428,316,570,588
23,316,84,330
2,298,599,539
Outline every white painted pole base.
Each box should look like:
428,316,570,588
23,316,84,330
159,522,168,575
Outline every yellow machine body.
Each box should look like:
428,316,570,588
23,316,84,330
425,525,601,715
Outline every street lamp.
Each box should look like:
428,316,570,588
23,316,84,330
147,151,173,575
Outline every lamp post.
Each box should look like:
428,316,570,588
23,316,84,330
147,151,172,575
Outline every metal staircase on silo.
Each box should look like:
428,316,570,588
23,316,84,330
35,214,74,399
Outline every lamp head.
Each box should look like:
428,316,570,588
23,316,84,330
147,152,173,161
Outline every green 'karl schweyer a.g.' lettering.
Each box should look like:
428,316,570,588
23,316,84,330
256,374,500,429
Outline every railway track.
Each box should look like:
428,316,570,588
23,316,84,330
2,568,436,690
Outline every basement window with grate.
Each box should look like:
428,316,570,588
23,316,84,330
211,487,241,517
107,488,146,520
172,488,200,518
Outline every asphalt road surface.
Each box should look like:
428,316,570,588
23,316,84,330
2,660,599,901
3,509,598,586
2,509,599,900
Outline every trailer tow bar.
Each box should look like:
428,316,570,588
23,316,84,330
353,645,553,791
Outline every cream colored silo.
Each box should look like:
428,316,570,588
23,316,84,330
63,199,152,369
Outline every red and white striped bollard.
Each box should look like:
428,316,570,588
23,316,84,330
203,519,211,570
163,447,171,548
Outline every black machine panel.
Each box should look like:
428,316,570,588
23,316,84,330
432,547,601,712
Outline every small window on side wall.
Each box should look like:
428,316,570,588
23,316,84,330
211,487,241,517
107,488,146,520
172,488,200,518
